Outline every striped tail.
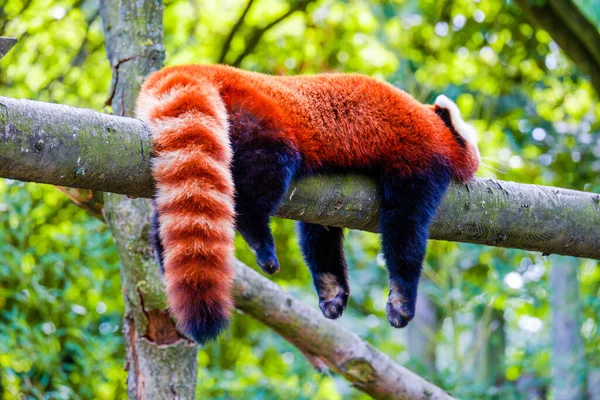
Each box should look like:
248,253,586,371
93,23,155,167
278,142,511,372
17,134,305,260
136,67,235,344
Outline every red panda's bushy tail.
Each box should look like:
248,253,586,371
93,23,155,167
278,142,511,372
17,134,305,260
136,67,235,344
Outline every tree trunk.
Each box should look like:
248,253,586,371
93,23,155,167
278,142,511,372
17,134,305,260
588,368,600,400
550,256,586,400
516,373,546,400
99,1,199,399
474,308,506,387
406,280,438,371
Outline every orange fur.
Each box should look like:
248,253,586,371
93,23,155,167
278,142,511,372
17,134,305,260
137,71,235,342
146,65,478,176
137,64,479,342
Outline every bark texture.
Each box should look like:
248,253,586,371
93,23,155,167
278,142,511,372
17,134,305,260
0,97,153,195
99,1,198,399
233,261,455,400
104,196,197,399
1,95,599,260
550,256,586,400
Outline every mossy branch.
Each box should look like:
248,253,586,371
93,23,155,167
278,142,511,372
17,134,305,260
1,95,599,260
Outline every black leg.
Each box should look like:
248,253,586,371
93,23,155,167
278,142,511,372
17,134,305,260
231,111,301,274
298,222,349,319
379,167,450,328
151,206,165,274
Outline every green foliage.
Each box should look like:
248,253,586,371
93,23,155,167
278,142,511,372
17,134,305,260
0,181,125,399
1,0,599,398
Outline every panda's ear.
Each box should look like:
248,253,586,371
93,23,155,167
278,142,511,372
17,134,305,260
434,95,478,148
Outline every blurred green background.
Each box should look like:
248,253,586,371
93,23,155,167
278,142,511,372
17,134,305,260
1,0,599,398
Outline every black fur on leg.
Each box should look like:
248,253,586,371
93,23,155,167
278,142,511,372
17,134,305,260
230,108,301,274
298,222,349,319
379,161,451,328
150,204,165,274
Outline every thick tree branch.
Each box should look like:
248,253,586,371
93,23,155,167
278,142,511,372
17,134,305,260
516,0,600,96
1,95,599,260
233,261,454,399
0,97,154,203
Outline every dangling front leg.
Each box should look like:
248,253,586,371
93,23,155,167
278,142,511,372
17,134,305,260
233,142,299,274
298,223,349,319
230,110,301,274
379,169,450,328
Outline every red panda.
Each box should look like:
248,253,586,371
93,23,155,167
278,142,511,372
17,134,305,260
136,64,480,344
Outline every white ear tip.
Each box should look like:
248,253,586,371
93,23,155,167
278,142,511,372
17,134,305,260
434,94,479,148
435,94,455,109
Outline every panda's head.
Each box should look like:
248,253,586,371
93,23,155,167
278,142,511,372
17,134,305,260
434,95,480,181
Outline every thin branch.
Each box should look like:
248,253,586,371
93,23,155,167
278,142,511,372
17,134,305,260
232,261,455,399
217,0,256,64
55,187,104,219
231,0,314,67
515,0,600,96
1,96,599,260
41,9,101,94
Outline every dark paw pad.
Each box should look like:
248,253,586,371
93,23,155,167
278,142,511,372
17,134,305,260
258,257,280,275
386,301,414,329
255,246,280,274
319,292,348,320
